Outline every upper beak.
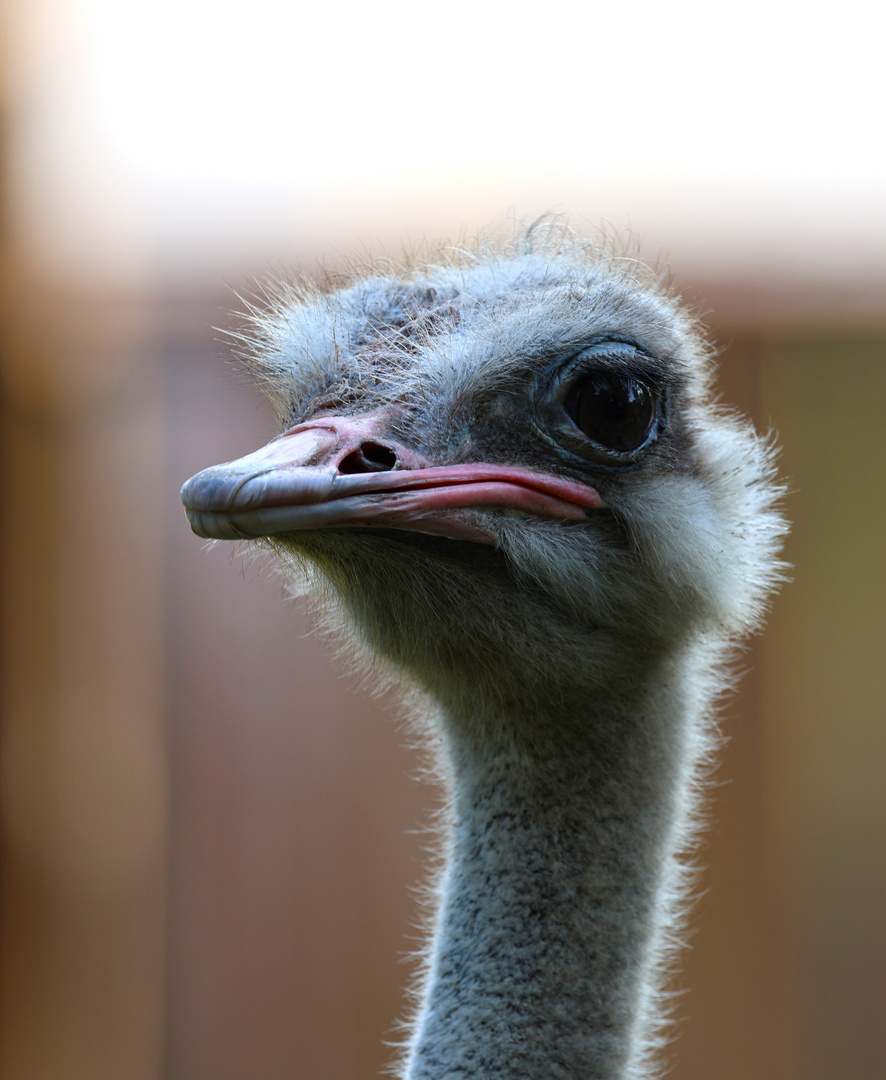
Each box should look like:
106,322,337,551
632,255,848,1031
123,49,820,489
181,414,603,545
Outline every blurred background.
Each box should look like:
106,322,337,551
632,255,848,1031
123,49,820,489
1,1,884,1078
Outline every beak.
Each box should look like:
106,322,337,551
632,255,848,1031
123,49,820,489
181,414,603,545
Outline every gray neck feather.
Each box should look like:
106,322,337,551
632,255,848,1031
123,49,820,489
404,647,704,1080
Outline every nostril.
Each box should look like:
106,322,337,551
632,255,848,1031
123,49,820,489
361,442,398,469
338,441,398,474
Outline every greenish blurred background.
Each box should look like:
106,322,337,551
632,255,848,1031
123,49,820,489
1,2,884,1078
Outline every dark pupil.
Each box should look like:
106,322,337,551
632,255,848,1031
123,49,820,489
564,374,655,453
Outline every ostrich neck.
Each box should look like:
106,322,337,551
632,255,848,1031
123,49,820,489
404,664,696,1080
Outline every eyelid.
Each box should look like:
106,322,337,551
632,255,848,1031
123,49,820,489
548,339,659,387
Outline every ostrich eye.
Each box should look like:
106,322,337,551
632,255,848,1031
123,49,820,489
563,372,656,453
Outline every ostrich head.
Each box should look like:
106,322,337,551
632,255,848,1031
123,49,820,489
183,230,782,725
181,226,786,1079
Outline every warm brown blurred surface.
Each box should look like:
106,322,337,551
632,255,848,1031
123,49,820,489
2,4,886,1079
0,270,167,1079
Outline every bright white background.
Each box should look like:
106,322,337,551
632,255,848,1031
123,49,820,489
6,0,885,299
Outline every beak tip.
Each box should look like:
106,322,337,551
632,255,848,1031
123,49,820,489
181,467,235,513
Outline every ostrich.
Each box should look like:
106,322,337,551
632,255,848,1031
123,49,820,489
181,225,786,1080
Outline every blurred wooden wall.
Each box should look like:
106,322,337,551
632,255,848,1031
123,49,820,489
2,273,885,1080
758,336,886,1080
0,269,167,1079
